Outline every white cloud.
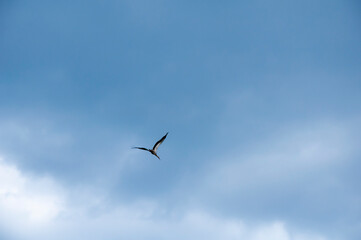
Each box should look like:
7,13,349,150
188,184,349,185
1,118,347,239
0,157,64,240
42,206,326,240
0,155,327,240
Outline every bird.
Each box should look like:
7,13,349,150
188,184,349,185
132,132,168,160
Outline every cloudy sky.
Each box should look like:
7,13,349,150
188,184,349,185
0,0,361,239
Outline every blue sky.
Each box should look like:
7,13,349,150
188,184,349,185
0,0,360,239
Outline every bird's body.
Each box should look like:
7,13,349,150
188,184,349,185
133,132,168,160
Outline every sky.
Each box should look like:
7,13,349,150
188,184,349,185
0,0,361,239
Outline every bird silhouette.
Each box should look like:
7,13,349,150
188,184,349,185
133,132,168,160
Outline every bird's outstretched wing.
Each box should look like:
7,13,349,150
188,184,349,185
132,147,150,151
152,132,168,152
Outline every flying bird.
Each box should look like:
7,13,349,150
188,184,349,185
132,132,168,160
